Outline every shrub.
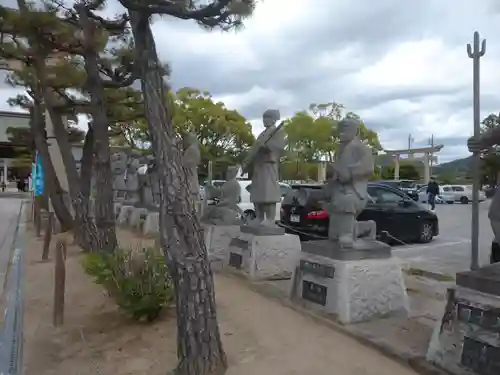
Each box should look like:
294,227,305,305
83,247,174,322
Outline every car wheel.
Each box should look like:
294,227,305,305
418,221,434,243
242,210,256,223
460,196,469,204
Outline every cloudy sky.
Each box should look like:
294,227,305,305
2,0,500,163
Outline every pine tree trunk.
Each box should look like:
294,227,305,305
29,91,73,231
18,0,100,253
77,125,95,248
78,4,117,252
130,11,227,375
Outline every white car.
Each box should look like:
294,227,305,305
205,180,291,222
441,184,486,204
417,186,454,204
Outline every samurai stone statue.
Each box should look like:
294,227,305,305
201,166,242,225
324,118,374,248
247,109,286,228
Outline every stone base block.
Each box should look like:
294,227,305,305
240,224,285,236
302,239,391,261
117,205,134,226
226,231,301,280
203,225,241,260
129,207,149,231
426,285,500,375
143,212,159,236
289,251,409,324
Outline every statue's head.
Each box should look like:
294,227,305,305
263,109,280,128
338,118,360,144
227,165,238,180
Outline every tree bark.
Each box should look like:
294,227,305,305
129,11,227,375
30,88,73,231
77,4,117,252
80,125,94,203
17,0,100,252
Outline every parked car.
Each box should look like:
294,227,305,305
280,183,439,244
205,180,291,222
417,186,455,204
374,180,419,201
441,185,486,204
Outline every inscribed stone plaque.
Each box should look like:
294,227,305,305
302,280,327,306
299,260,335,279
229,252,243,269
461,337,500,375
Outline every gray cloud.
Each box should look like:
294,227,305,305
2,0,500,164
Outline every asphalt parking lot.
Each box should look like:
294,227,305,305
393,200,494,277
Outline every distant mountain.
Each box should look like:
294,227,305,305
434,156,472,177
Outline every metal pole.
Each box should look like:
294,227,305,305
467,31,486,270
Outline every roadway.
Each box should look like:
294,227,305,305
393,200,494,277
0,197,23,296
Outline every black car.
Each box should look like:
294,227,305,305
279,183,439,244
375,180,419,201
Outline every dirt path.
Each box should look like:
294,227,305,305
23,229,419,375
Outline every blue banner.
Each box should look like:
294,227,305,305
34,152,44,196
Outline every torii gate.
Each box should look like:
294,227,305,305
384,144,444,184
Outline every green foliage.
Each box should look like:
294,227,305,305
82,247,174,322
480,113,500,186
381,163,421,181
284,102,382,162
172,87,255,175
280,161,319,181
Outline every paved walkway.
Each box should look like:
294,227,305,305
0,197,22,296
217,275,420,375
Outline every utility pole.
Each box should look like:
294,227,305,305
408,134,414,151
467,31,486,270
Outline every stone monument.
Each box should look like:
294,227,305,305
225,109,301,280
241,108,286,235
111,151,128,200
288,118,409,324
201,166,243,260
427,43,500,374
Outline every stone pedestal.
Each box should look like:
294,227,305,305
117,205,134,226
129,207,149,231
289,239,409,324
426,264,500,375
226,231,301,280
203,225,241,260
143,212,159,236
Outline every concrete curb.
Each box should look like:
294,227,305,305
222,272,452,375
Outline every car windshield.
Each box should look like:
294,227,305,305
399,181,416,189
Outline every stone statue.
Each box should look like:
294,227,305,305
468,129,500,243
124,157,140,203
111,151,128,199
201,166,242,225
182,133,201,204
246,109,286,228
323,118,374,248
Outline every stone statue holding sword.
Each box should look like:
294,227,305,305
241,109,286,228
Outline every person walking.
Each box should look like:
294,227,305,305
426,177,439,211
